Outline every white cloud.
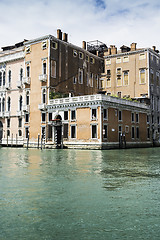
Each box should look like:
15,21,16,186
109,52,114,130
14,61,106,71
0,0,160,51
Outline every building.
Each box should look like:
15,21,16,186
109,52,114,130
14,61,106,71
102,43,160,142
26,94,151,150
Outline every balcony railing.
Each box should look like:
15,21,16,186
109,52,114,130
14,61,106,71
23,105,30,112
22,77,31,85
38,103,46,110
39,74,47,82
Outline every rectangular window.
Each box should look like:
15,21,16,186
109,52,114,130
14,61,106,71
51,60,56,78
136,113,139,123
42,113,46,122
26,46,31,54
132,126,135,139
18,118,22,127
73,76,77,84
7,118,10,128
64,111,68,120
118,110,122,121
18,130,22,137
150,69,154,84
123,56,129,62
92,125,97,138
140,69,145,84
103,108,108,119
43,61,47,75
103,125,107,139
123,71,129,85
147,115,149,124
78,69,83,84
86,55,89,62
42,41,47,50
117,68,122,86
106,59,111,65
49,113,52,122
131,113,135,122
71,110,76,120
116,57,121,63
25,127,29,138
63,124,68,138
136,127,139,139
90,57,95,64
42,127,45,139
52,42,57,49
71,125,76,138
25,114,29,123
79,52,83,59
92,109,97,120
90,73,93,87
156,72,159,86
26,65,30,77
139,53,146,60
147,127,150,139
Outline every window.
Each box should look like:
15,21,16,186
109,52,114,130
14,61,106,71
92,125,97,138
73,76,77,84
18,130,22,137
19,96,23,111
26,46,31,54
147,127,150,139
103,125,107,139
26,65,30,77
43,61,47,75
131,113,135,122
147,115,150,124
42,89,46,104
123,56,129,62
49,113,52,122
131,126,135,139
71,125,76,138
136,113,139,123
90,57,95,64
86,55,89,62
0,72,2,86
79,52,83,59
25,113,29,123
42,41,47,50
139,53,146,60
7,130,10,137
63,124,68,138
78,69,83,84
136,127,139,139
123,71,129,86
92,109,97,120
118,110,122,121
150,69,154,84
103,108,108,119
140,69,146,84
125,125,129,133
20,68,23,82
119,125,122,140
7,97,11,112
116,57,121,63
106,69,111,87
64,111,68,120
52,41,57,49
7,118,10,128
156,72,159,86
51,60,56,78
25,127,29,138
41,127,46,139
41,113,46,122
2,98,5,112
117,92,121,98
26,91,29,105
8,70,11,86
71,110,76,120
73,50,77,57
3,71,5,86
106,59,111,65
18,118,22,127
90,73,93,87
117,68,122,86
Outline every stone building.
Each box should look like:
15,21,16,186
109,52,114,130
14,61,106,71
102,44,160,142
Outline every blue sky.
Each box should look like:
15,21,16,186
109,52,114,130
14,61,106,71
0,0,160,51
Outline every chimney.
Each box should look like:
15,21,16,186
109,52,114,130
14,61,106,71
130,43,137,51
82,41,86,50
63,33,68,42
57,29,62,40
110,45,117,55
152,46,156,51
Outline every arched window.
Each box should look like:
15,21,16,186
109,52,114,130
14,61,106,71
7,97,11,112
42,89,46,104
3,72,5,86
20,68,23,81
0,72,2,86
2,98,5,112
8,70,11,86
19,95,22,111
26,91,29,105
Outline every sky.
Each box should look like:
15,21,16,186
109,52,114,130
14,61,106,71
0,0,160,51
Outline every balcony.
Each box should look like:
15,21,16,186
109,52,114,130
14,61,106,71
17,81,23,88
39,74,47,82
4,111,10,117
38,103,46,110
17,110,23,117
22,77,31,85
23,105,30,112
5,83,11,90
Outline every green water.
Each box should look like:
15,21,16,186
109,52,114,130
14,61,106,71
0,148,160,240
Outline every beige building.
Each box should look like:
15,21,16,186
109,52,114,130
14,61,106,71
102,43,160,142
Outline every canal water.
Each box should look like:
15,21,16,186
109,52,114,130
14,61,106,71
0,148,160,240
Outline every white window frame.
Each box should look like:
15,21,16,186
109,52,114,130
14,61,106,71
123,70,129,86
91,124,98,139
123,56,129,62
139,68,146,84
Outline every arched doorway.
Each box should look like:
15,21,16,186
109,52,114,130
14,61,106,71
0,121,3,143
53,115,62,148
